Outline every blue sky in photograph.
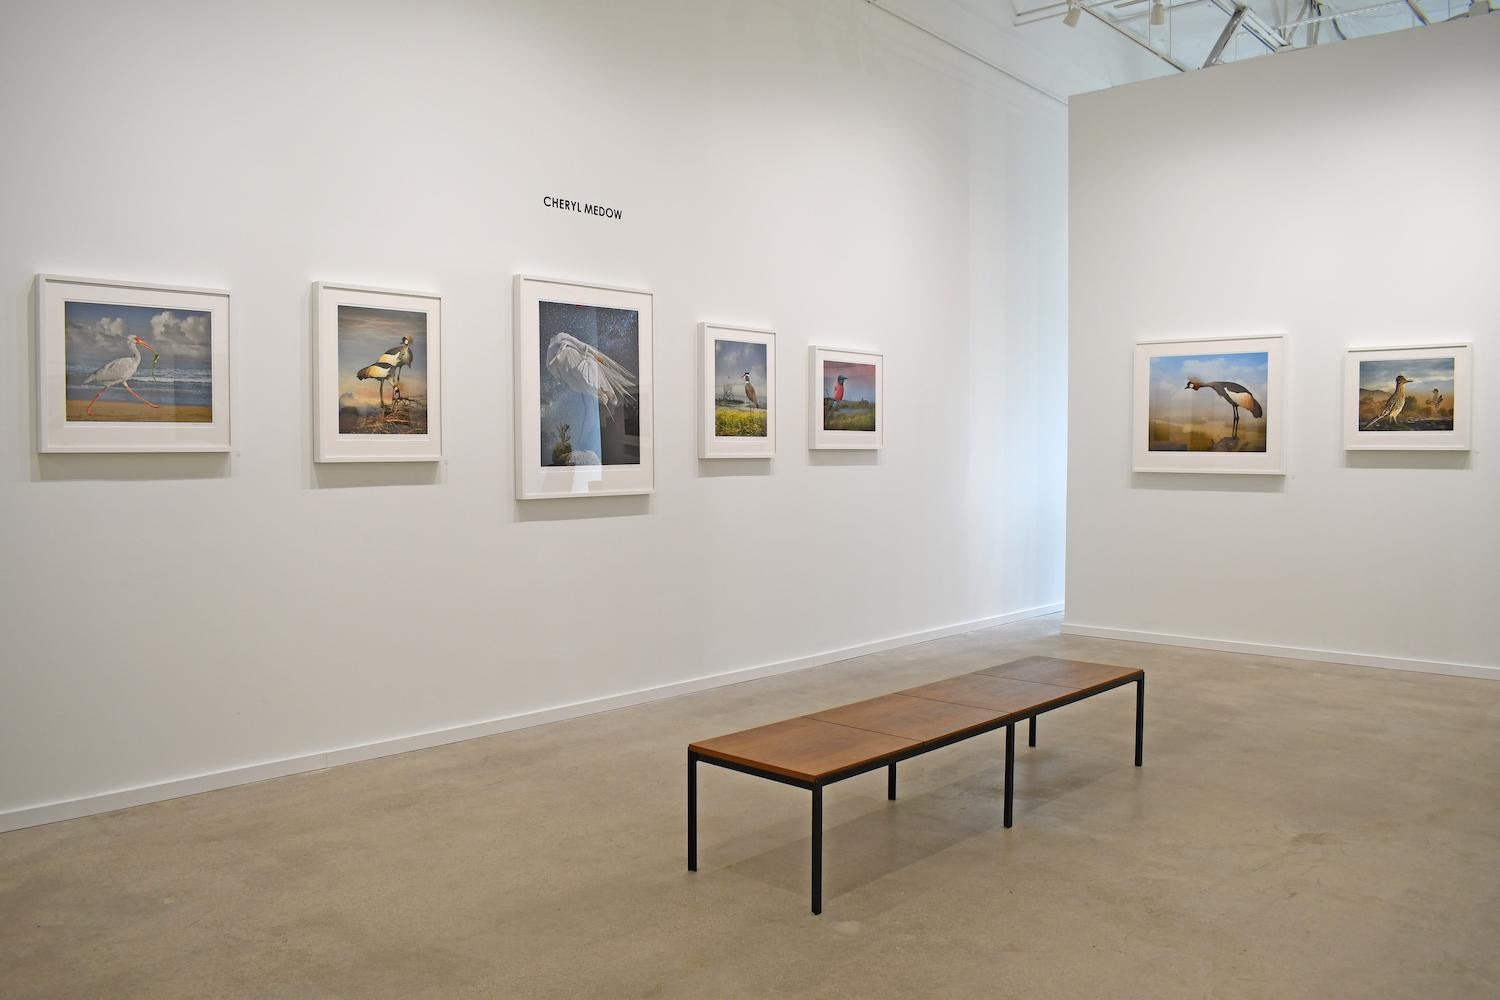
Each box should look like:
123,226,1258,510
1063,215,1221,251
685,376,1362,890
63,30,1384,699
65,300,212,371
1149,351,1268,423
823,360,876,403
1359,357,1454,395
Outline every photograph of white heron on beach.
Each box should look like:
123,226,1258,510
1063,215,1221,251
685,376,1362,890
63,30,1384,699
36,274,232,453
1343,343,1471,451
64,300,213,423
1132,335,1284,475
514,276,654,498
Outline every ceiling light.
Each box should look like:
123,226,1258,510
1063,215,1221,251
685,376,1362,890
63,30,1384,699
1063,2,1082,26
1150,0,1166,25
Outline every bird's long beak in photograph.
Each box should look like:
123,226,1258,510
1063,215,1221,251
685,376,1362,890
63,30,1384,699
136,337,156,352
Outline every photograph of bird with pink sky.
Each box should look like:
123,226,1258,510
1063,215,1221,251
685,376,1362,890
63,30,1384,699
822,360,877,432
337,305,428,435
1357,357,1454,432
1148,351,1268,453
64,300,212,422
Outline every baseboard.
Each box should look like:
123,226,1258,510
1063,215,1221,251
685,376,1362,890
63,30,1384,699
1060,622,1498,681
0,602,1064,834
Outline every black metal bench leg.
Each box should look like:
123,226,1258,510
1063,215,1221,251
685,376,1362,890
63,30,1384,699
688,751,698,871
1135,676,1145,767
811,785,823,915
887,763,896,801
1029,716,1036,748
1004,723,1015,828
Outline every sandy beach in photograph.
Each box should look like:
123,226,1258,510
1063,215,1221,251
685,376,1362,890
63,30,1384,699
66,401,212,423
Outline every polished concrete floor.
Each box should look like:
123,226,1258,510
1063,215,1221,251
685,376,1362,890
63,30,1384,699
3,616,1498,999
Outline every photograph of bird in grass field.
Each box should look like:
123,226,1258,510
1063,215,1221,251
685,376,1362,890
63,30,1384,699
712,338,768,437
338,305,428,435
1148,351,1268,452
1357,357,1454,432
822,361,877,432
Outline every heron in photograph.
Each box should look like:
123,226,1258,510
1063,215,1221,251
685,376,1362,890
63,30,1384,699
545,332,637,419
82,334,159,416
742,372,759,409
1363,374,1411,429
1185,377,1263,438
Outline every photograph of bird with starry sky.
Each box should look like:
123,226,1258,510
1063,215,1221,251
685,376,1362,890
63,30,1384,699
337,305,428,435
1357,357,1454,432
822,360,877,432
64,300,213,423
1148,351,1268,452
538,301,641,467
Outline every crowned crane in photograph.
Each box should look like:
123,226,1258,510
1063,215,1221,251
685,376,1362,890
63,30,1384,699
355,357,397,412
742,372,760,409
1185,377,1263,439
82,334,159,416
1363,374,1411,430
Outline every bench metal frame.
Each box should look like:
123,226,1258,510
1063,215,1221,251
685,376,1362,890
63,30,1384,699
688,673,1144,914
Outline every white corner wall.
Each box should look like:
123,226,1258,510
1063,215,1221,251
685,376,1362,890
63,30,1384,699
0,0,1068,828
1066,18,1500,676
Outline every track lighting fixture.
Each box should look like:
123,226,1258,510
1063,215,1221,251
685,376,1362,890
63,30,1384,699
1063,1,1082,27
1150,0,1166,25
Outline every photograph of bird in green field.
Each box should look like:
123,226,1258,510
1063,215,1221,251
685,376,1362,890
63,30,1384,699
1357,358,1454,432
822,361,877,432
713,338,768,437
1148,352,1268,452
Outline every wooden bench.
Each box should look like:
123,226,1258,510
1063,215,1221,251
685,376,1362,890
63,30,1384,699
688,656,1144,914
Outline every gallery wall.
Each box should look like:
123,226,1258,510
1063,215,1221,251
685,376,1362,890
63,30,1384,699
1066,17,1500,675
0,0,1068,827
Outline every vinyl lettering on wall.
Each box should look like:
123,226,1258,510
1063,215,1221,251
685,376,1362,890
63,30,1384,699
542,196,622,220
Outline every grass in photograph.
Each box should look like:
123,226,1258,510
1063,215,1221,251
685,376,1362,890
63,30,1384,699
716,407,767,437
823,399,876,432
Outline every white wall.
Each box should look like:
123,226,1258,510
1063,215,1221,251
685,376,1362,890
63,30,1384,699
0,0,1068,826
1066,19,1500,675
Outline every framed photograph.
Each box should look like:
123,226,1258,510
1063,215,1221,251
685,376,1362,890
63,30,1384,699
35,274,231,453
514,275,654,498
1344,344,1471,451
314,282,442,462
700,323,775,459
810,346,883,450
1133,335,1284,474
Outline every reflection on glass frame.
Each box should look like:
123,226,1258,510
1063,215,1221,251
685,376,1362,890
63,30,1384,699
514,275,654,499
700,323,775,459
809,346,883,450
1343,344,1471,451
314,282,442,463
35,273,231,453
1132,334,1284,474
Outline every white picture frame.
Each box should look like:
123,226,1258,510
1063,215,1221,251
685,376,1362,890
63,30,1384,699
1132,334,1285,475
314,282,443,463
35,274,231,453
700,323,775,459
809,346,883,450
514,275,654,499
1343,344,1471,451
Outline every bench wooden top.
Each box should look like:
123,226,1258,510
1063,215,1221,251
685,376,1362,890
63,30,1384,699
690,656,1142,783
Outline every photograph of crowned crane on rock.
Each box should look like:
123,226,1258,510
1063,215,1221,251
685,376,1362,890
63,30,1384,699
1357,357,1454,432
337,305,428,434
538,301,641,466
64,301,212,422
1147,352,1268,452
822,360,877,432
714,339,768,437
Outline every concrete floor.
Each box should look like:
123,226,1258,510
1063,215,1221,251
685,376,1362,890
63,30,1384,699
3,616,1498,999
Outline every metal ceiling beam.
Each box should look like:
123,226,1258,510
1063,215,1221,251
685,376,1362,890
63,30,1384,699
1204,5,1249,66
1078,3,1190,71
1404,0,1432,23
1207,0,1291,51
